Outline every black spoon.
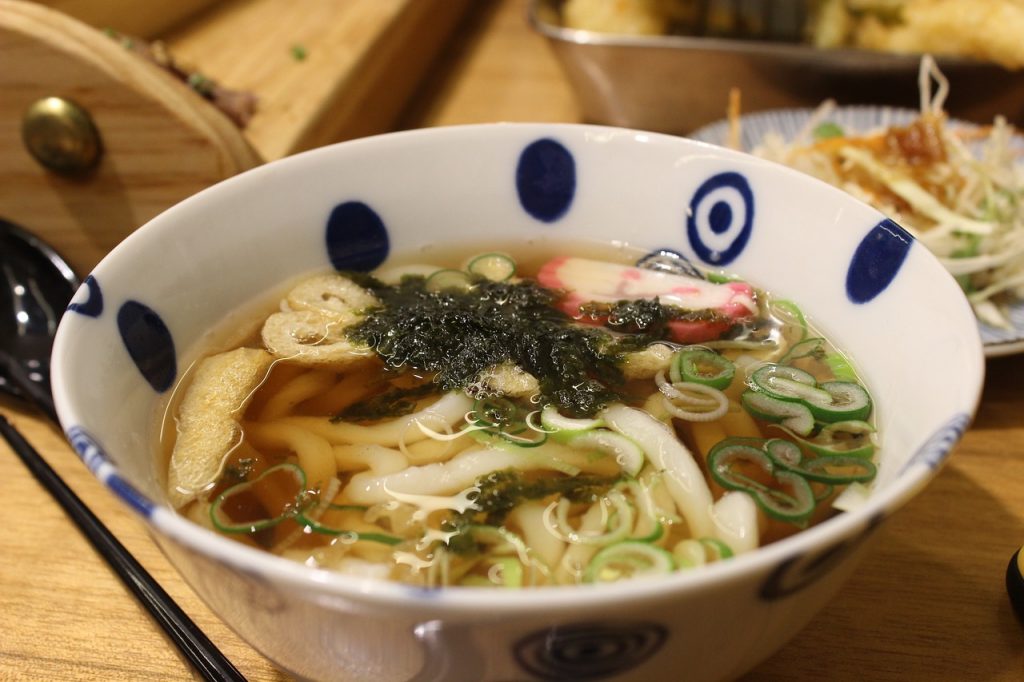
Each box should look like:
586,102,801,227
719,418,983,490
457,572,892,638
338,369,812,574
0,217,245,681
0,218,78,419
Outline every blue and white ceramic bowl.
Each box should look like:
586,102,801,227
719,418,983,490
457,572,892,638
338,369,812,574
689,105,1024,357
51,124,984,682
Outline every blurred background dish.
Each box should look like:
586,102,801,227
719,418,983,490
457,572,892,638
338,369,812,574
529,0,1024,135
689,104,1024,357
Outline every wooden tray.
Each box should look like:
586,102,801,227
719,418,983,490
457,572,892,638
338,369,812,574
1,0,470,275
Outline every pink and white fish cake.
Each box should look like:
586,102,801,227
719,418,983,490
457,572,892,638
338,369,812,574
537,257,757,343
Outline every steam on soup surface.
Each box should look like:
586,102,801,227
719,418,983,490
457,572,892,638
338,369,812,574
161,246,878,588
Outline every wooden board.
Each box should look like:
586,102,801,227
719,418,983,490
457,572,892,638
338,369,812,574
3,0,470,276
33,0,222,39
164,0,474,160
0,0,261,276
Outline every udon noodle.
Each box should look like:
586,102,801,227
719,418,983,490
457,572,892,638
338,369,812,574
160,247,878,588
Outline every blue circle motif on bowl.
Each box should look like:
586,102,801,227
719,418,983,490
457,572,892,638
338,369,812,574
67,425,155,517
67,275,103,317
901,412,971,473
759,512,885,601
513,620,667,680
686,172,754,267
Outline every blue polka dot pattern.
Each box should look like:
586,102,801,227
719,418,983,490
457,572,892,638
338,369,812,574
67,275,103,317
67,425,109,477
325,201,390,272
846,219,914,304
901,413,971,473
514,621,667,680
516,138,576,222
107,474,156,516
117,300,176,393
66,425,155,518
687,172,754,266
759,513,884,600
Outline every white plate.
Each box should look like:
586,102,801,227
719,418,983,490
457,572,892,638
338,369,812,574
690,106,1024,357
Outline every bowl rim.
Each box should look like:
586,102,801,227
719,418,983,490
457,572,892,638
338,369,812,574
51,121,986,614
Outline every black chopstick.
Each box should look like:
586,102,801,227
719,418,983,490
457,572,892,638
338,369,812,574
0,413,247,682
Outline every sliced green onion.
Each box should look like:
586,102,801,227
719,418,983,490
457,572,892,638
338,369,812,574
698,537,734,560
762,438,802,468
673,538,706,568
622,479,663,542
568,430,645,477
749,364,830,404
796,456,877,484
706,272,738,284
813,482,836,502
772,300,808,342
210,463,307,534
779,337,826,365
802,381,872,423
740,390,814,436
631,520,664,543
540,404,604,434
466,252,516,281
813,121,845,140
758,470,815,524
295,514,403,545
425,268,472,292
486,556,524,588
495,429,549,448
546,491,634,546
472,396,521,427
707,442,815,523
825,352,858,382
805,420,875,459
673,535,734,569
763,431,877,484
670,348,735,390
469,525,532,558
584,541,675,583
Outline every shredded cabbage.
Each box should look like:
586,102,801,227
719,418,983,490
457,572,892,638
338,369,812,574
741,56,1024,329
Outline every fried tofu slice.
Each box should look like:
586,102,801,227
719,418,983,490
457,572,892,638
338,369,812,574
285,274,379,323
262,310,376,366
262,274,379,367
168,347,274,507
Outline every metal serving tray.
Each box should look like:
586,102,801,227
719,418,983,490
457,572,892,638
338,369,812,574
529,0,1024,135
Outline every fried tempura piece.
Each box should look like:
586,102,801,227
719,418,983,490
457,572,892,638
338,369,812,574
562,0,678,35
854,0,1024,70
168,347,274,507
811,0,1024,70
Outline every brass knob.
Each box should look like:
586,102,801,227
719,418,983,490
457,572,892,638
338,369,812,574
22,97,103,176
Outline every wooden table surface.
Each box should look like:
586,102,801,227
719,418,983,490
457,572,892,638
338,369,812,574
2,1,1022,680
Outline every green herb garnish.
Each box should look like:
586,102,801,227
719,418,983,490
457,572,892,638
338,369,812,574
813,121,845,140
346,275,635,417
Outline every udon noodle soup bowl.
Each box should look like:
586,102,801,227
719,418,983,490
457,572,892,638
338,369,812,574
51,124,983,682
